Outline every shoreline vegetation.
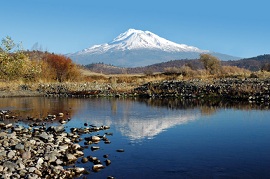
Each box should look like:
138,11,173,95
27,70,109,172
1,76,270,104
0,36,270,104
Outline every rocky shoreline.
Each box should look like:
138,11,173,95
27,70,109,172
0,111,116,179
134,78,270,103
0,78,270,104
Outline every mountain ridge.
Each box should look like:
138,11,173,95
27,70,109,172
85,54,270,74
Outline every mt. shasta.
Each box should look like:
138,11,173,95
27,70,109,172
68,29,239,67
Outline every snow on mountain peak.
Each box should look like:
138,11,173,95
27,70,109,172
68,28,239,67
80,28,208,54
109,28,206,52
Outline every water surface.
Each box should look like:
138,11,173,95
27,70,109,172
0,97,270,178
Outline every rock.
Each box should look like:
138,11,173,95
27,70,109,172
75,150,84,157
7,150,16,159
93,159,102,165
0,131,7,138
5,123,13,129
13,126,24,132
58,113,64,117
25,173,39,179
66,153,77,162
91,136,101,142
28,167,37,173
22,151,31,159
47,125,64,133
91,146,100,151
105,132,113,136
81,157,88,163
7,132,16,139
59,144,69,152
15,143,25,150
19,169,28,177
88,156,98,162
16,159,25,170
0,123,5,128
116,149,125,152
34,169,42,176
2,140,9,147
59,119,67,124
47,114,56,119
74,167,85,174
72,143,81,150
0,151,7,159
45,152,59,163
105,159,111,166
92,164,105,172
64,137,71,143
39,131,54,141
56,159,63,165
29,139,36,145
3,161,18,172
36,158,44,168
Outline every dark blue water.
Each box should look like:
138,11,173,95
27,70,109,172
1,97,270,178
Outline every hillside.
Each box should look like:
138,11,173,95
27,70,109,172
223,54,270,71
85,54,270,74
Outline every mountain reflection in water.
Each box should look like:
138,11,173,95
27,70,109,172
0,97,268,141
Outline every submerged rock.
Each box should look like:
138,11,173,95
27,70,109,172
91,146,100,151
116,149,125,152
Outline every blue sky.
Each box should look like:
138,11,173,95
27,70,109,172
1,0,269,58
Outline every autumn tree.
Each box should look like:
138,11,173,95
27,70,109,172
43,54,80,82
199,54,221,75
0,36,41,81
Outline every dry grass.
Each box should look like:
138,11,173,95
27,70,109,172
79,68,107,77
252,71,270,78
220,66,251,78
0,66,269,95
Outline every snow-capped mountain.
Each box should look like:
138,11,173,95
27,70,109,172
68,29,239,67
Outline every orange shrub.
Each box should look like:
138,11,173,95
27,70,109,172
42,54,80,82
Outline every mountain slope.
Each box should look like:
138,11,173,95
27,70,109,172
86,54,270,74
68,29,240,67
223,54,270,71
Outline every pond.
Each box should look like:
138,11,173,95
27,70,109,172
0,97,270,178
